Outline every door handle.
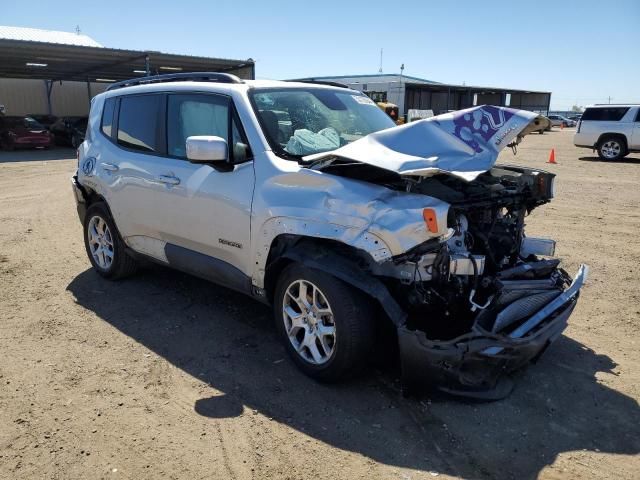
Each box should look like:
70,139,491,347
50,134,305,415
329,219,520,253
156,175,181,186
101,162,119,172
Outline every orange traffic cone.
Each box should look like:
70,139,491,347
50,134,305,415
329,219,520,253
560,122,564,130
548,149,557,164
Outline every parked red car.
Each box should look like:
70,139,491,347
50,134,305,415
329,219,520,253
0,116,53,150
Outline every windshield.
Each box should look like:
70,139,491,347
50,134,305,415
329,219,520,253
24,117,45,130
249,87,396,158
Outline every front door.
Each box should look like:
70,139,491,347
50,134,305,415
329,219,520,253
149,92,255,283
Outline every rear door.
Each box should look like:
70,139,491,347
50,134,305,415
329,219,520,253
100,92,171,260
632,108,640,149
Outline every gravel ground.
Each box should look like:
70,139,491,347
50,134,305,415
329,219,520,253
1,129,639,480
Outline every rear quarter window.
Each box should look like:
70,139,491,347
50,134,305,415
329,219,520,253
581,107,629,121
101,98,116,138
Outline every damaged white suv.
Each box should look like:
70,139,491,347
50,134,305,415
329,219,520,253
72,73,587,399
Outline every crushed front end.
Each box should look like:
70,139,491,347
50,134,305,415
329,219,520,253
384,166,587,399
306,106,588,399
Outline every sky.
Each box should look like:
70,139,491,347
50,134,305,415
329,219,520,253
3,0,639,110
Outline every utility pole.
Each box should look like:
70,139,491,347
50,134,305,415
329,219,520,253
399,63,405,116
378,48,383,74
608,96,612,104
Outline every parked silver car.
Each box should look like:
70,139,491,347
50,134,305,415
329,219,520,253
547,115,576,128
72,73,587,399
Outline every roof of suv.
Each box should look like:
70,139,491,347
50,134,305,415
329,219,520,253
585,104,639,108
104,72,353,94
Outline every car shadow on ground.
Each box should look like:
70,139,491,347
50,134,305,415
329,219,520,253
0,147,75,163
579,155,640,164
67,266,640,479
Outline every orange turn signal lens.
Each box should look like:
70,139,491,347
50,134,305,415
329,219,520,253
423,208,438,233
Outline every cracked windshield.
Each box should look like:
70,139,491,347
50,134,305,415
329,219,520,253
251,88,395,157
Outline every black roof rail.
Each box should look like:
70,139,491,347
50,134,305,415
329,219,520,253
286,79,351,89
106,72,243,91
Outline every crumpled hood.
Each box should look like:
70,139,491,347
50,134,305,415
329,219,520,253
305,105,547,181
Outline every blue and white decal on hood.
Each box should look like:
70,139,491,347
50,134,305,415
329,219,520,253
305,106,542,181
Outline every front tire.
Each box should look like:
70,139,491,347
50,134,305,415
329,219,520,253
274,264,374,382
597,136,626,161
83,203,137,279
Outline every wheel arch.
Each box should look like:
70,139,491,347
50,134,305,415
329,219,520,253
596,132,628,150
78,185,121,235
264,234,407,327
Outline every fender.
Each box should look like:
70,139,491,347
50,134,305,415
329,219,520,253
252,216,394,287
277,241,407,327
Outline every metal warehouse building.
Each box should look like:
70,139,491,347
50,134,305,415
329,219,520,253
0,26,255,117
297,74,551,119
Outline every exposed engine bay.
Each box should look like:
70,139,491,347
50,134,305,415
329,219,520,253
312,159,587,399
389,165,561,338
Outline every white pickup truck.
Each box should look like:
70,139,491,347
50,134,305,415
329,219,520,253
574,104,640,160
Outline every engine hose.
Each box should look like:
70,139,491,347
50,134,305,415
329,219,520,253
467,254,492,311
468,253,479,292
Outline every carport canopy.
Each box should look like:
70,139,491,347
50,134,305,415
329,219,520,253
0,38,255,83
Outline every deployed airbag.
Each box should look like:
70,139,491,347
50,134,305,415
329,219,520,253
287,127,340,156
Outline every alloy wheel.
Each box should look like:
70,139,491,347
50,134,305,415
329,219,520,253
87,215,114,269
601,140,621,159
282,279,337,365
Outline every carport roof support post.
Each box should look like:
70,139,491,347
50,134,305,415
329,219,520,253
44,79,54,116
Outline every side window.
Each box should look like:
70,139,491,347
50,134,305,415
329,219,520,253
581,107,629,121
635,109,640,122
167,94,230,158
117,95,164,153
101,97,116,138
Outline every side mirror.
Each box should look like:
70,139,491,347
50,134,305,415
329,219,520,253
186,136,228,164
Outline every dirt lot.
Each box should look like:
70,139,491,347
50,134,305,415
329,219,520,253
1,129,639,480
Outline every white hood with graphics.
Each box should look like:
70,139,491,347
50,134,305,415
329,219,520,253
305,106,549,181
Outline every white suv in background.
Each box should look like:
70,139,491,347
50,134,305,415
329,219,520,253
574,105,640,160
71,72,586,399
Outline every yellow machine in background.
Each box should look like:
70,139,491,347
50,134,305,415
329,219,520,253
377,102,404,125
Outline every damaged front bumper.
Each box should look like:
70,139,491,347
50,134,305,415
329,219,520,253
399,264,588,400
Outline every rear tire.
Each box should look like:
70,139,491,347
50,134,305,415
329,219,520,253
83,202,137,279
597,136,626,161
273,263,374,382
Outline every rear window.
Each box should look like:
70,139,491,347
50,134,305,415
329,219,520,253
581,107,629,121
117,95,163,153
101,98,115,137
